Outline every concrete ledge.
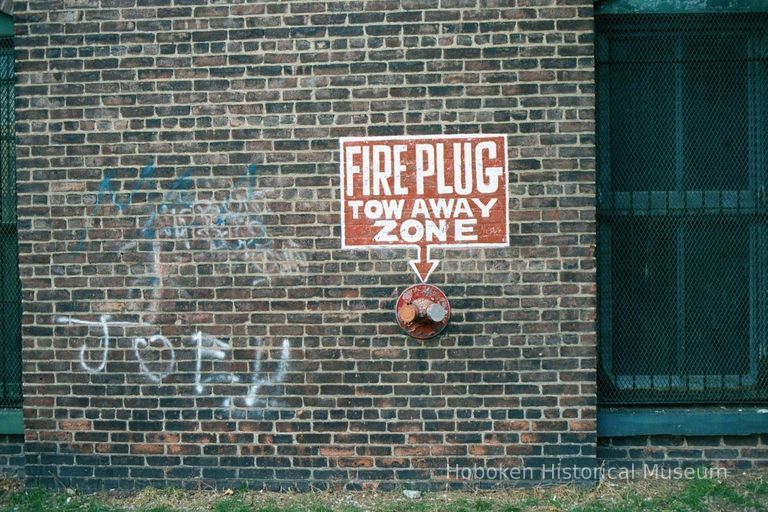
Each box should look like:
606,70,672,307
598,408,768,437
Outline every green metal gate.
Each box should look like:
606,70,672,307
596,12,768,404
0,35,20,409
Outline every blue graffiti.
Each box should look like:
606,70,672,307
91,163,156,214
247,163,257,200
169,170,194,191
84,162,271,253
141,213,157,240
95,171,114,211
78,160,306,284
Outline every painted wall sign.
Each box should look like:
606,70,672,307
340,134,509,282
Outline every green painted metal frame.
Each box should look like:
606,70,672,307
598,408,768,437
0,14,10,37
596,0,768,14
596,11,768,405
0,409,21,434
595,0,768,435
0,12,19,433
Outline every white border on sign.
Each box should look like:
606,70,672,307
338,133,511,257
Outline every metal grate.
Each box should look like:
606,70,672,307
0,36,20,409
596,13,768,404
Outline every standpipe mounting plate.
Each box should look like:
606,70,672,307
395,283,451,339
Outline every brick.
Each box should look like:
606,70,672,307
12,0,601,491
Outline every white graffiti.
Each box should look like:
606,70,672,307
67,164,303,408
133,334,175,383
245,338,290,407
150,238,163,320
55,315,291,407
191,331,239,394
56,315,136,374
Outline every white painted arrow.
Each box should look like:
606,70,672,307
408,245,440,283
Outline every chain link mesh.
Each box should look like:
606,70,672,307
0,36,21,409
596,13,768,404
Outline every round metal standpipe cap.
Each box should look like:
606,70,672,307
395,283,451,339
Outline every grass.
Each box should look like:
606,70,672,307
2,473,768,512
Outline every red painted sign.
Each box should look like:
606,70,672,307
340,134,509,282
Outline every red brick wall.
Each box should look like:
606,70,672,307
599,435,768,472
0,435,24,477
14,0,597,490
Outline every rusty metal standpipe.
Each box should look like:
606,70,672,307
395,284,451,339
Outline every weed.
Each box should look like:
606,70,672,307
2,476,768,512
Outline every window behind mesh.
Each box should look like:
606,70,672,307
0,36,20,409
596,13,768,404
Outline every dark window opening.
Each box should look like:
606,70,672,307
596,13,768,404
